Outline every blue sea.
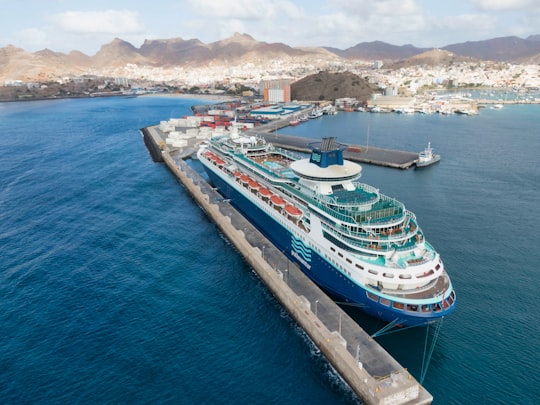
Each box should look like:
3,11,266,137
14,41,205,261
1,96,538,404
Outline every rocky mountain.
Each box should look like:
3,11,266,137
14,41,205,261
291,71,377,102
91,38,149,68
327,40,428,61
137,33,309,66
1,33,540,83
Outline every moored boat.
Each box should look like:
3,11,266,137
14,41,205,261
416,142,441,168
197,132,455,326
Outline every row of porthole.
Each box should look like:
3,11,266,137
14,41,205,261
330,246,381,280
367,290,456,313
324,253,355,281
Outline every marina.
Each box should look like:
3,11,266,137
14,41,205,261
142,124,433,404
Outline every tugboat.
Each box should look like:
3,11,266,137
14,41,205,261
416,142,441,168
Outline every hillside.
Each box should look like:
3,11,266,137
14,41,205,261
386,49,478,69
291,71,377,102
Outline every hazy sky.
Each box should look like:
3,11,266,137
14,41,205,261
1,0,539,55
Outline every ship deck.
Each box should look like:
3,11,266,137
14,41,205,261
382,272,451,301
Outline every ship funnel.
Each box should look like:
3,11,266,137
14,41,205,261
308,137,347,168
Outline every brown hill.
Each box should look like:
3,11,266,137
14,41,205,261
139,37,210,65
291,71,377,102
92,38,151,68
386,49,478,69
0,45,87,81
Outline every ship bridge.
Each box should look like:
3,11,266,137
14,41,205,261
290,137,362,195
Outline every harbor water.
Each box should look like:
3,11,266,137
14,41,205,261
0,96,538,404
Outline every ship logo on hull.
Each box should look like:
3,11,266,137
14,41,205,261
291,235,312,269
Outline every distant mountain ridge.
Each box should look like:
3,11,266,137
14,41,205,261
1,33,540,82
442,35,540,62
326,40,430,61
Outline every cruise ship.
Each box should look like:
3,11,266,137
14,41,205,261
197,131,456,326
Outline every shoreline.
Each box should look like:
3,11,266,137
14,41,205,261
139,92,240,102
0,91,240,104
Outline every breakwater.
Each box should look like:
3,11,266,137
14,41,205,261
140,127,164,162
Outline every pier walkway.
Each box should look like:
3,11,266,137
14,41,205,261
141,125,433,404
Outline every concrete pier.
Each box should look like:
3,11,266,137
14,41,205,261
142,125,433,404
259,132,418,169
252,117,418,169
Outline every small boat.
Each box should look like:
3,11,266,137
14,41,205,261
416,142,441,168
308,108,323,119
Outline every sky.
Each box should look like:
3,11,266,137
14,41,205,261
1,0,540,55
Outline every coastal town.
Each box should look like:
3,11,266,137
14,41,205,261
2,44,540,113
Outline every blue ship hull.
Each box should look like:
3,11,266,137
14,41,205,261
204,168,454,327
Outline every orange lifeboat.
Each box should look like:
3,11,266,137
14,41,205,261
270,195,286,207
248,180,260,190
285,204,302,218
258,188,272,198
240,175,250,184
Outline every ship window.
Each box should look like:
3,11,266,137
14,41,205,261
338,252,343,257
406,304,419,312
399,274,412,279
330,247,335,252
346,258,352,264
383,273,394,278
422,305,431,312
380,298,391,307
392,302,404,310
435,264,441,270
368,269,378,275
417,270,434,278
355,264,364,270
366,292,378,302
